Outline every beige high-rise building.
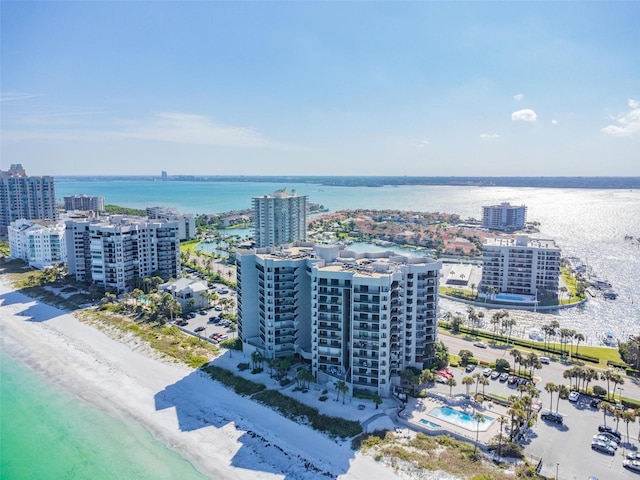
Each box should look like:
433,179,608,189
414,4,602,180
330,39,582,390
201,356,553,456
0,164,57,234
252,189,307,248
237,243,441,397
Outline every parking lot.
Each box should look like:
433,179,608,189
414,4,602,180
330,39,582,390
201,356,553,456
174,282,237,344
433,335,640,480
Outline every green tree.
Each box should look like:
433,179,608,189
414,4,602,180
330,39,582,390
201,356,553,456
446,376,457,398
458,349,474,365
462,375,475,397
473,412,485,456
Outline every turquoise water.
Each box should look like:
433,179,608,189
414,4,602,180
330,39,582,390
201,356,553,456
0,350,208,480
429,406,495,432
418,418,441,428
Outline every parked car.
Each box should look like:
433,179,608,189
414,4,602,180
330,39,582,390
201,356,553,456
507,375,518,385
626,452,640,460
490,370,500,380
194,326,205,333
590,399,601,409
623,459,640,472
214,306,223,311
593,434,618,449
474,341,487,348
591,440,616,456
598,425,622,439
465,364,476,373
568,391,580,402
499,372,509,382
539,356,550,364
598,432,620,444
483,368,492,377
541,411,563,424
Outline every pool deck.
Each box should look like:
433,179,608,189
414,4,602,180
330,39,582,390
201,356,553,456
398,394,509,447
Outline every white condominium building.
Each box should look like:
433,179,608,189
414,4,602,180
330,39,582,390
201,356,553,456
237,243,441,397
146,206,195,241
252,189,307,248
8,219,66,269
66,216,180,292
481,235,561,296
481,202,527,231
0,164,57,233
64,195,105,212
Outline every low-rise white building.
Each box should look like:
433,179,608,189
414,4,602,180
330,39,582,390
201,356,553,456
159,278,209,311
8,218,67,269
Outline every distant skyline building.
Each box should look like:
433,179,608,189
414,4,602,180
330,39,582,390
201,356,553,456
8,218,67,269
64,194,105,212
161,171,168,181
480,235,561,297
0,164,57,234
481,202,527,231
66,216,180,292
252,189,307,248
237,243,441,397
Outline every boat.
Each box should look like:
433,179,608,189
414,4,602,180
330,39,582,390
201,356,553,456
602,332,618,347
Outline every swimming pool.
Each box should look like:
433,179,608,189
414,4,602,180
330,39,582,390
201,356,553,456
428,406,495,431
418,419,441,428
494,293,535,303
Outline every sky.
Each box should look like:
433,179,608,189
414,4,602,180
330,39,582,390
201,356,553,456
1,1,639,177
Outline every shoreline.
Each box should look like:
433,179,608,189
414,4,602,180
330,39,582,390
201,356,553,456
0,278,404,480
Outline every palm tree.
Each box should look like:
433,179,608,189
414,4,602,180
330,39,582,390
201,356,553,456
462,376,475,397
473,412,485,456
372,394,383,410
600,370,615,401
446,377,457,398
510,348,522,376
497,415,507,457
573,332,585,355
556,385,569,413
480,377,490,397
600,401,613,426
559,286,567,303
611,374,624,402
622,410,636,443
545,382,557,411
334,380,348,404
472,372,482,397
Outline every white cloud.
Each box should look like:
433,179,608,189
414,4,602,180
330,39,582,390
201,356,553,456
511,109,538,122
513,93,525,102
122,112,285,148
551,119,559,125
601,99,640,137
479,133,499,139
0,92,44,102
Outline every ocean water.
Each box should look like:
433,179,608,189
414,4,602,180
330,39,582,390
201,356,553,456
0,350,207,480
56,179,640,344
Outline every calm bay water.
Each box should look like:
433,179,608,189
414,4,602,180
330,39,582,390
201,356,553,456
0,349,206,480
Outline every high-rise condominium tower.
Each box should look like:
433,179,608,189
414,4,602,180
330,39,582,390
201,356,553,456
252,189,307,248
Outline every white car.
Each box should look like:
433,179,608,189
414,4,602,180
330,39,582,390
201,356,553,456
474,341,488,348
624,459,640,472
568,391,580,402
483,368,492,377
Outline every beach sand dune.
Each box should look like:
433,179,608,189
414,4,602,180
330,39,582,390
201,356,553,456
0,279,405,480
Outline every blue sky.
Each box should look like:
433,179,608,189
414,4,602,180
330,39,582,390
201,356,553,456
1,1,639,176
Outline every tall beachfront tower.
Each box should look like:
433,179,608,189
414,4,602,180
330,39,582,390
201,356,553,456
481,202,527,231
0,164,57,234
236,243,441,398
481,235,561,297
252,189,307,248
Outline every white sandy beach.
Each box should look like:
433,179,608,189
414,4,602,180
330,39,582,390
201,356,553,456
0,277,421,480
